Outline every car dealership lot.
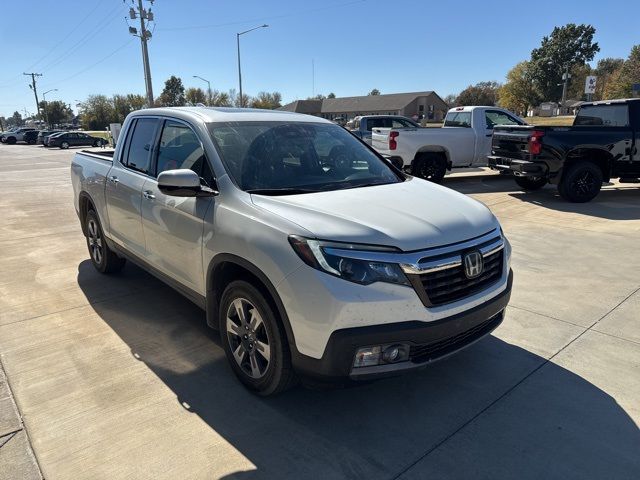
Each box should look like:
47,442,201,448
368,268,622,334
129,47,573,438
0,145,638,479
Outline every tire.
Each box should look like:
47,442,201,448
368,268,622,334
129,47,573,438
558,162,603,203
514,175,547,191
93,140,100,147
219,280,296,396
412,153,447,183
6,137,16,145
85,210,125,273
60,141,69,149
27,139,35,145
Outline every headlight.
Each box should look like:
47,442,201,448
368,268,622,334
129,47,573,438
288,235,410,286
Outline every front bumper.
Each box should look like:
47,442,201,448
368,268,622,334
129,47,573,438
291,270,513,380
488,156,547,177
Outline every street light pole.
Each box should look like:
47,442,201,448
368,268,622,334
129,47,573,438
560,64,570,115
42,88,58,128
236,24,268,108
193,75,211,105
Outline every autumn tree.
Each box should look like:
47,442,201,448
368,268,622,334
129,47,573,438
80,94,116,130
456,81,500,106
210,90,232,107
250,91,282,109
602,46,640,99
594,58,624,100
185,87,207,105
112,94,146,123
498,61,541,115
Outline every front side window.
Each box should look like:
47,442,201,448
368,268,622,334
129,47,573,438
574,105,629,127
156,120,206,177
208,121,402,193
444,111,472,128
125,118,158,174
485,110,522,129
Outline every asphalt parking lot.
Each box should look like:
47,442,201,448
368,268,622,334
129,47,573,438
0,144,639,479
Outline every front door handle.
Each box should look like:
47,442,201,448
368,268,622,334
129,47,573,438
108,175,119,184
143,190,155,200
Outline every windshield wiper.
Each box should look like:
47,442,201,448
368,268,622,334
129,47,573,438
246,187,318,195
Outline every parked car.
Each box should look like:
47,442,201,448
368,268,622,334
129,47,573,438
48,131,107,149
371,106,525,182
71,107,513,395
489,98,640,202
23,130,41,145
348,115,420,146
38,130,65,145
0,127,37,144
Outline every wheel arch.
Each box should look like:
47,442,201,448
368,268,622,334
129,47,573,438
413,146,452,170
78,191,97,236
563,147,614,183
206,254,297,351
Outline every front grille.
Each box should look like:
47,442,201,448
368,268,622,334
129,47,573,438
417,249,504,306
409,312,503,364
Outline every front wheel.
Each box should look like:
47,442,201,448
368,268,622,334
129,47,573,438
412,153,447,183
60,141,69,149
514,175,547,191
219,280,296,396
558,162,603,203
85,210,125,273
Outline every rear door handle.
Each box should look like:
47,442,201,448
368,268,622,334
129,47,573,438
143,190,155,200
108,175,119,184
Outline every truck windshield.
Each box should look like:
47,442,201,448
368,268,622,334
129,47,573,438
444,112,472,128
208,122,402,194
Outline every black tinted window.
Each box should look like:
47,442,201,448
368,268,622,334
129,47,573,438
125,118,158,174
156,120,205,176
575,105,629,127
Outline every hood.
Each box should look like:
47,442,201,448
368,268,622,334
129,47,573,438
250,178,498,251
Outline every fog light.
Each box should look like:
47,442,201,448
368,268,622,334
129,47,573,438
354,346,381,367
382,344,409,364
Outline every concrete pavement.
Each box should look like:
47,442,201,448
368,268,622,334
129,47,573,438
0,144,638,479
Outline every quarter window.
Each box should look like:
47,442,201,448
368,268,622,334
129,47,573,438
125,118,158,174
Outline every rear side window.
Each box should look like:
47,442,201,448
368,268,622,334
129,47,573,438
125,118,158,174
444,112,472,128
366,118,392,131
156,120,207,177
575,105,629,127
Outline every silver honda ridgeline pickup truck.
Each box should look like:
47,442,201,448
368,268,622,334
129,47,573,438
71,107,513,395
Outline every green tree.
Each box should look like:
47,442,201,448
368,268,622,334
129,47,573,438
456,81,500,106
185,87,207,105
39,100,73,126
159,75,186,106
307,94,326,100
594,57,624,100
566,63,593,101
498,61,541,116
603,46,640,99
250,91,283,109
327,92,336,98
368,88,381,96
530,24,600,101
80,94,116,130
10,111,24,126
112,94,146,123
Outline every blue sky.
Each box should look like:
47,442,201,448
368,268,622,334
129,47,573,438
0,0,636,118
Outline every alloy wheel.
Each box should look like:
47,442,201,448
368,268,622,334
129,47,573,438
572,171,596,195
226,297,271,379
87,218,103,264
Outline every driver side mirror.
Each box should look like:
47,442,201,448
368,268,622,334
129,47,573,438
157,169,218,197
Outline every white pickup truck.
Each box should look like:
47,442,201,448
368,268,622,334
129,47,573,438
372,106,525,182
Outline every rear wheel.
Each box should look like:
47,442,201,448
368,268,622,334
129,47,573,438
514,175,547,191
412,153,447,183
558,162,603,203
219,280,296,396
93,139,101,147
85,210,125,273
6,137,16,145
60,141,69,149
27,138,36,145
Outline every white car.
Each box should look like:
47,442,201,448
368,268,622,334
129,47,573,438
372,106,525,182
1,127,36,144
71,107,513,395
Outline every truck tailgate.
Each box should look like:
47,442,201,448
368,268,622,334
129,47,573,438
371,128,391,153
491,125,535,161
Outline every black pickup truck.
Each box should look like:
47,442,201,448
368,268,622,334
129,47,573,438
488,98,640,202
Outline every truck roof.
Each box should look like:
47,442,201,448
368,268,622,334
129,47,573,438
129,106,331,124
447,106,495,112
579,98,640,107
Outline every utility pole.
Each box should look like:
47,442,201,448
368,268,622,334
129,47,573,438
128,0,155,107
560,64,570,115
23,73,43,120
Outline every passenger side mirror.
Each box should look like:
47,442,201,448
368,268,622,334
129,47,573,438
157,169,218,197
